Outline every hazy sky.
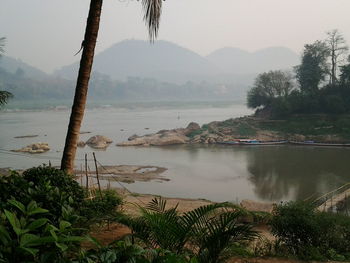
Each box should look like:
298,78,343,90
1,0,350,73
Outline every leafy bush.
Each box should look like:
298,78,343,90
80,190,123,225
0,199,84,263
324,95,346,114
270,201,350,260
77,238,197,263
0,166,129,262
0,166,85,224
22,166,85,207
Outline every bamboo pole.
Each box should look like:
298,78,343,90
93,152,102,198
85,153,89,190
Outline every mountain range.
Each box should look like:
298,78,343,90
55,39,300,83
0,39,300,102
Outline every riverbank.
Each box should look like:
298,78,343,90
118,114,350,146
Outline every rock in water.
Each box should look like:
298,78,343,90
77,141,86,148
86,135,113,149
12,143,50,154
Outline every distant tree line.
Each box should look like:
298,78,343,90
0,68,244,102
247,29,350,118
0,37,13,106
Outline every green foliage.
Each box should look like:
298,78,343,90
80,190,123,225
296,40,330,93
0,166,123,226
0,90,13,106
123,197,257,263
0,199,84,263
76,238,197,263
0,166,124,262
17,166,84,223
270,201,350,261
247,70,294,109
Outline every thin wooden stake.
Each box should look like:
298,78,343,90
85,153,89,190
80,163,83,186
93,152,102,198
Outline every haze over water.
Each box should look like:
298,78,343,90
1,102,349,203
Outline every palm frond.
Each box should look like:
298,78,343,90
0,91,13,106
181,202,236,232
146,197,168,213
0,37,6,56
197,211,258,263
141,0,163,41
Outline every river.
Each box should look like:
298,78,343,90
0,101,349,203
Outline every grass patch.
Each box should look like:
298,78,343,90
255,114,350,140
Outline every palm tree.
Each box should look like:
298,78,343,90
61,0,163,173
0,37,13,106
123,197,258,263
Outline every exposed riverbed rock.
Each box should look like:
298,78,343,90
12,143,50,154
86,135,113,149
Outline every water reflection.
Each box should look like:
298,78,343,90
245,146,350,202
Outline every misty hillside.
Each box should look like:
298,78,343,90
55,40,218,83
55,40,299,83
0,55,48,80
206,46,299,74
0,40,301,103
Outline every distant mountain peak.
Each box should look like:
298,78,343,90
207,46,299,74
55,39,300,82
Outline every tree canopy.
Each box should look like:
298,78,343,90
295,40,329,94
247,31,350,119
247,70,294,109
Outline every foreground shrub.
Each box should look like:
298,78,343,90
0,166,85,223
80,189,123,225
270,201,350,261
0,166,125,262
0,199,84,263
124,197,257,263
77,238,197,263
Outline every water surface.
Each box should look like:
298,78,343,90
0,102,349,203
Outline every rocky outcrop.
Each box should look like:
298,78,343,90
118,123,200,147
86,135,113,149
118,132,188,146
183,122,201,135
12,143,50,154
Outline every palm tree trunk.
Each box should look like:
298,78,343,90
61,0,103,174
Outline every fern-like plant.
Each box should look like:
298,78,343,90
122,197,258,263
